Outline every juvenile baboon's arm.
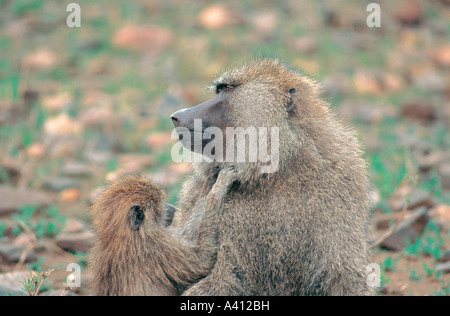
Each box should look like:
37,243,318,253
198,166,237,242
160,167,237,285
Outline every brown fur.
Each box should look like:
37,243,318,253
173,59,374,296
89,171,236,296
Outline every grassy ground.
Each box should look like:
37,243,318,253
0,0,449,295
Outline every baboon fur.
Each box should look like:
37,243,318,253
173,59,373,296
89,172,235,296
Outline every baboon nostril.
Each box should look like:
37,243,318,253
170,115,179,125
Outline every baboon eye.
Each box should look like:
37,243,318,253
216,84,236,94
225,85,235,92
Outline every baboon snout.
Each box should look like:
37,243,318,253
170,94,225,130
170,108,195,129
170,114,179,125
170,111,183,127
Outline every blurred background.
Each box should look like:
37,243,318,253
0,0,449,296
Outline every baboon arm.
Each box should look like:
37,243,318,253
197,166,237,242
155,233,216,285
182,259,245,296
162,167,237,286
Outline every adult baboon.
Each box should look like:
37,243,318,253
89,170,236,296
170,59,373,295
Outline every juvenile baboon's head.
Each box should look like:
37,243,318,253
171,59,328,181
90,175,173,241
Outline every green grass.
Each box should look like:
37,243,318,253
11,205,66,238
0,221,6,237
430,280,450,296
380,256,398,272
422,262,435,277
0,75,20,99
405,220,444,260
368,149,408,202
409,269,423,282
11,0,43,14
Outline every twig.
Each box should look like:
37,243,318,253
22,268,54,296
33,269,54,296
370,158,418,249
60,283,71,296
14,221,37,272
14,221,78,271
370,198,410,249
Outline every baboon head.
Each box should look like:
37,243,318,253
171,59,325,179
91,175,174,241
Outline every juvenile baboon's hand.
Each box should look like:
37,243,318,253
206,167,237,212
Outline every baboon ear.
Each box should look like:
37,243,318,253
162,202,177,227
129,204,145,230
286,87,296,113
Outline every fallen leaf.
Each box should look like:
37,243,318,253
112,25,173,52
168,162,193,175
146,132,173,149
291,36,318,55
249,11,278,34
59,188,81,202
61,218,85,234
23,48,58,69
400,101,436,122
44,113,83,136
383,73,405,92
198,4,233,29
293,57,320,75
354,71,383,94
434,204,450,219
432,44,450,66
41,93,73,112
27,143,46,159
395,0,423,26
438,163,450,190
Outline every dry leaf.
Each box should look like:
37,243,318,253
383,73,405,92
354,72,383,94
435,205,450,219
250,11,278,34
198,4,233,29
112,25,173,52
59,188,81,202
23,48,58,69
293,57,320,75
395,0,423,25
27,143,46,159
146,132,173,149
432,44,450,66
44,113,83,136
42,93,73,112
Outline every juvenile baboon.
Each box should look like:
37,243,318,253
170,59,373,295
89,170,236,296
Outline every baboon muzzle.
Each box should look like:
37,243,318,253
170,94,228,153
170,94,225,131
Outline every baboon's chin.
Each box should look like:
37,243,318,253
180,139,212,154
179,132,225,156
